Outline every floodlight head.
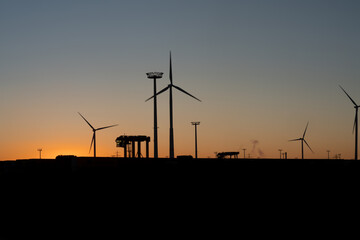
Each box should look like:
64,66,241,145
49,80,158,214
147,72,163,79
191,122,200,125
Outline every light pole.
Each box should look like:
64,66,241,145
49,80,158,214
278,149,282,159
37,148,42,159
147,72,163,159
243,149,246,159
191,122,200,159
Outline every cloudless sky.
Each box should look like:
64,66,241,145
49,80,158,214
1,0,360,160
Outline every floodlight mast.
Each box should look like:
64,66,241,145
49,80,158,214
147,72,163,159
191,122,200,159
37,148,42,159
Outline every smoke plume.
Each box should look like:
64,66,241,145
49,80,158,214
250,140,264,158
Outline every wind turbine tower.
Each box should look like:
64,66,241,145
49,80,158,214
289,122,314,160
78,112,118,158
146,52,201,159
339,85,359,160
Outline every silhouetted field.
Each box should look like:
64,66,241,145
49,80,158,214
1,156,358,184
1,157,357,239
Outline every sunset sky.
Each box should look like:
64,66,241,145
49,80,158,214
1,0,360,160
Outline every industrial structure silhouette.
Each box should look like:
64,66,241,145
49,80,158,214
146,72,163,159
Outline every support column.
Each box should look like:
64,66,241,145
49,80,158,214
146,139,149,158
137,140,141,158
124,144,127,158
132,141,135,158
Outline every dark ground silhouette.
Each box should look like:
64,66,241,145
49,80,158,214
1,157,357,239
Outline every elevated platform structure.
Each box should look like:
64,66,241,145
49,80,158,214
115,135,150,158
216,152,239,159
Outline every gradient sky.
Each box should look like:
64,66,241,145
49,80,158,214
1,0,360,160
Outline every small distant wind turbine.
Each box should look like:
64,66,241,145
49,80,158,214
146,52,201,159
78,112,118,158
289,122,314,160
339,85,359,160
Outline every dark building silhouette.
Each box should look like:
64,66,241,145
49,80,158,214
115,135,150,158
216,152,239,159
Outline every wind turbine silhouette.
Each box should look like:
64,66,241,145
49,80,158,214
146,52,201,159
78,112,118,158
339,85,359,160
289,122,314,160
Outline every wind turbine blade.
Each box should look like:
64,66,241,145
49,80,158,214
339,85,358,106
96,124,118,131
169,51,173,84
303,121,309,138
89,133,95,153
289,138,302,142
173,85,201,102
303,139,314,153
78,112,95,130
145,85,170,102
145,96,154,102
353,111,357,134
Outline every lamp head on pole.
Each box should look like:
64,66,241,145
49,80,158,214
146,72,163,79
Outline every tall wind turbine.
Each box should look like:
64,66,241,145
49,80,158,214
289,122,314,160
146,52,201,159
339,85,359,160
78,112,118,158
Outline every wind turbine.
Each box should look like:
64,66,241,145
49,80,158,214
339,85,359,160
146,52,201,159
289,122,314,160
78,112,118,158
